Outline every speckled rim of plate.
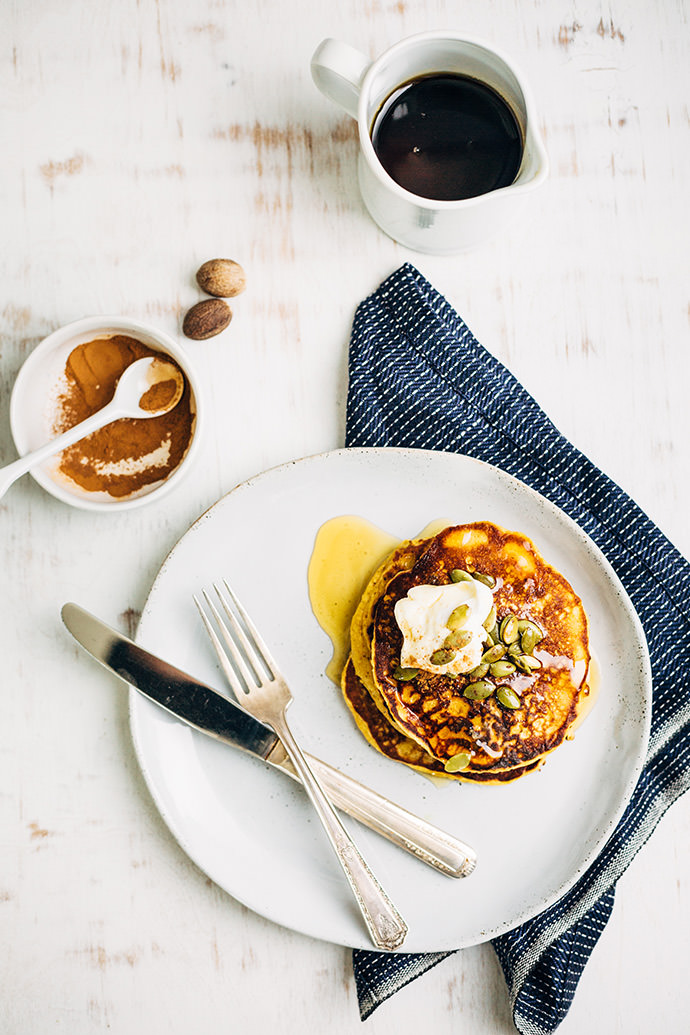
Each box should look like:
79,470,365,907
129,447,652,952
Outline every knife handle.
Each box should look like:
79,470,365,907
275,749,477,879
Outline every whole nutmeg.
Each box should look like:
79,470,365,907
183,298,232,340
196,258,246,298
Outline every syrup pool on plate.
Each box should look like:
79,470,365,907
307,515,453,683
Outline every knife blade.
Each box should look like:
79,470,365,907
62,602,476,879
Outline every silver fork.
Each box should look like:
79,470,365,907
195,581,408,951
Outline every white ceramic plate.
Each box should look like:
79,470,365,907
130,448,651,952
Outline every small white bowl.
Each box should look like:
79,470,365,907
9,316,203,511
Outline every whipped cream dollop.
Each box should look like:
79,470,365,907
394,578,494,676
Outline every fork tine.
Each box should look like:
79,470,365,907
200,589,262,691
193,594,249,699
220,578,279,676
212,583,273,682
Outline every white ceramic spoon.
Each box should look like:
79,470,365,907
0,356,184,500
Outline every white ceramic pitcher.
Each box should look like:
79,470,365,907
311,32,549,254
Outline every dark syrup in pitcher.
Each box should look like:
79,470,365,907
370,73,523,202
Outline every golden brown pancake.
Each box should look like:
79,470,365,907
349,537,426,694
341,657,540,783
370,522,591,776
341,524,548,782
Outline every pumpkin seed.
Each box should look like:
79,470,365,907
484,632,496,647
482,643,506,663
447,603,471,629
521,654,542,671
444,629,472,650
513,654,534,674
467,662,490,679
472,570,497,588
499,615,519,644
444,751,471,773
507,642,523,658
496,685,521,709
463,680,495,701
520,628,540,655
430,647,456,666
517,619,543,638
450,568,473,583
482,604,497,632
490,660,517,678
393,666,419,681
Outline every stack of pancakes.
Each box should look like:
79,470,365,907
341,522,592,784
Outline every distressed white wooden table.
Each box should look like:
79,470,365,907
2,1,688,1032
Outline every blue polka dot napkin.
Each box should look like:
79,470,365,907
345,263,690,1032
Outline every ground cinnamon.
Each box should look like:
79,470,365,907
53,334,195,498
139,376,179,413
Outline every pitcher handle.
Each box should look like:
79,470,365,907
311,38,371,120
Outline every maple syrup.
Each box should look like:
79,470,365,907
371,73,523,201
307,516,454,684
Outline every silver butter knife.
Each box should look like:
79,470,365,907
61,603,476,879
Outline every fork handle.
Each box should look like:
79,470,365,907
284,751,477,879
273,713,408,951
